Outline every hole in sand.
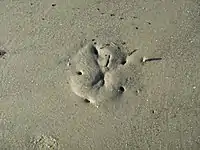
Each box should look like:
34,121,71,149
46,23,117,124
121,60,126,65
92,46,98,56
76,71,82,75
121,41,126,45
51,3,56,7
119,86,125,93
84,99,90,103
0,50,6,57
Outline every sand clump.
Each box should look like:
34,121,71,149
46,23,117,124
69,42,141,107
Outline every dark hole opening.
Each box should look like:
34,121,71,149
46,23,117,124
0,50,6,57
121,60,126,65
52,3,56,7
122,41,126,45
119,86,125,92
76,71,82,75
92,47,98,56
101,79,105,86
84,99,90,103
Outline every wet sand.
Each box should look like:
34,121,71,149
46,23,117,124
0,0,200,149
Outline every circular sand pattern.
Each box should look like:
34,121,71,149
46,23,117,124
69,42,138,107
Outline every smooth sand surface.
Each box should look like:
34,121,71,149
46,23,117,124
0,0,200,149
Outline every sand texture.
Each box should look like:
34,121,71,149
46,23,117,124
0,0,200,149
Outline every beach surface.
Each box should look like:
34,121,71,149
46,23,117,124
0,0,200,149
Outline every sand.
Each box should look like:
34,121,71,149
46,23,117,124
0,0,200,149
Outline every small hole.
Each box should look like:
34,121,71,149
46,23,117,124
92,47,98,56
119,86,125,92
121,60,126,65
52,3,56,7
0,50,6,57
101,79,105,86
93,49,98,55
110,14,115,16
30,3,33,5
84,99,90,103
151,110,155,114
121,41,126,45
93,42,97,45
120,17,124,20
92,39,95,41
77,71,82,75
42,18,45,20
136,27,139,30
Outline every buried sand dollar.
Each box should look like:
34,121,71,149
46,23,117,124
69,42,140,107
